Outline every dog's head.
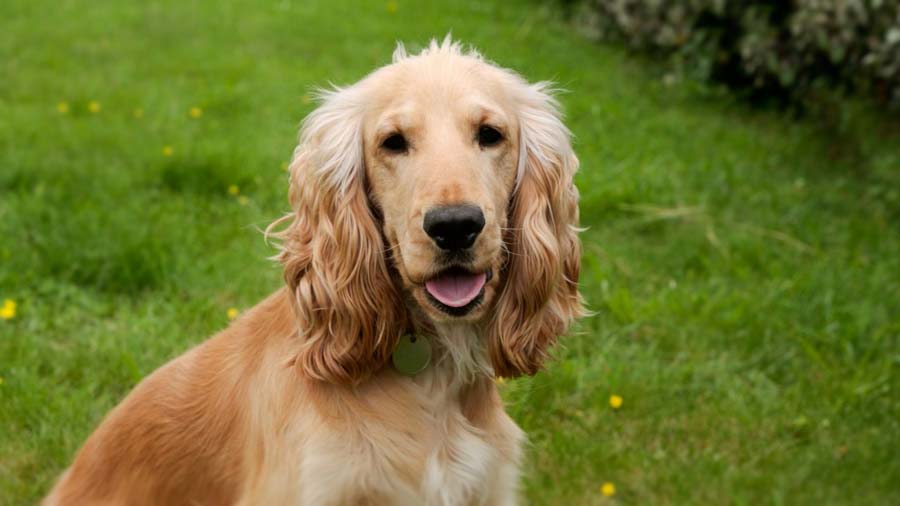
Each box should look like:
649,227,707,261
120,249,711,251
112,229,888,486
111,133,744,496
271,39,583,384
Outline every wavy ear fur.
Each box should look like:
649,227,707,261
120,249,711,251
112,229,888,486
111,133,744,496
269,86,406,385
488,82,585,378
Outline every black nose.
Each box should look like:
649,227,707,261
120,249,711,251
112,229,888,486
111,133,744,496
423,204,485,251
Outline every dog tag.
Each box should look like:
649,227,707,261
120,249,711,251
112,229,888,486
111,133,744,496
392,334,431,376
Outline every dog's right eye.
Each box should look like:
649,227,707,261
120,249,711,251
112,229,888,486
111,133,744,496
381,134,408,153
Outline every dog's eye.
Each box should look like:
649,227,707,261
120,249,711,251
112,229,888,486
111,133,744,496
477,125,503,147
381,133,408,153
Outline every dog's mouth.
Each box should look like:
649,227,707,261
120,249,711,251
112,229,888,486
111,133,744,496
424,266,492,316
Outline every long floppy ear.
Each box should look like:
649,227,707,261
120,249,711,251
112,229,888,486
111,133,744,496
269,86,406,385
488,82,585,378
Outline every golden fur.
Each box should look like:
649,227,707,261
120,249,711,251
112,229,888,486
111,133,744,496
45,38,583,506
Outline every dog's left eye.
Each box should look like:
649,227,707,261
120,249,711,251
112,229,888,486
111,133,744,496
477,125,503,147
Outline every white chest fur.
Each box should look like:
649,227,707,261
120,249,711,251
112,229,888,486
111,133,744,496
421,416,500,506
412,325,522,505
292,331,522,506
296,377,521,505
239,325,523,506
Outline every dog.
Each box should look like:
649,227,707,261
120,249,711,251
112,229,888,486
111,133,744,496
44,37,583,506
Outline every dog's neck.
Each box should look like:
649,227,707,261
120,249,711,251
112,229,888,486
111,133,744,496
402,306,492,387
429,321,493,386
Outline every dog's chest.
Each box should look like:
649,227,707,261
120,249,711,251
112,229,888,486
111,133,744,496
296,381,511,505
419,420,498,505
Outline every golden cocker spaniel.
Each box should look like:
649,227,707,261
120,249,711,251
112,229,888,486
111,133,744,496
45,38,584,506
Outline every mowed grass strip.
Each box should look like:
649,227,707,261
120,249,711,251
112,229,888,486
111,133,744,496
1,0,898,504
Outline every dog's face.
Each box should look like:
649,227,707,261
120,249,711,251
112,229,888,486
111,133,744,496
362,58,519,321
272,40,584,384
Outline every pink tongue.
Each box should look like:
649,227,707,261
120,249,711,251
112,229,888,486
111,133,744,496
425,271,487,308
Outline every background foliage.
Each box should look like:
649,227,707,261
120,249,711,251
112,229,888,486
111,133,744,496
2,0,899,504
565,0,900,107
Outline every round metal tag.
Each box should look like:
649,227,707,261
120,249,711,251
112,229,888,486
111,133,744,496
391,334,431,376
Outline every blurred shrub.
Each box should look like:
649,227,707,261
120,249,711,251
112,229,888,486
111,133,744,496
565,0,900,107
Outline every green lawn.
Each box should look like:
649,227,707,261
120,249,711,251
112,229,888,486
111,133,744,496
2,0,899,504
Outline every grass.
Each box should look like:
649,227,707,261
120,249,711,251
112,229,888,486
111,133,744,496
1,0,899,504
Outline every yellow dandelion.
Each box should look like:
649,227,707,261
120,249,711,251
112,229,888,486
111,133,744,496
228,184,240,196
238,196,249,206
495,376,506,385
386,0,398,13
162,145,174,157
0,299,17,320
133,107,144,119
189,106,203,118
88,100,101,114
601,482,616,497
609,394,623,409
57,101,70,114
227,307,239,320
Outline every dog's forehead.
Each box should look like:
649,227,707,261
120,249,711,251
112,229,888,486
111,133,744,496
364,57,513,129
371,98,510,133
